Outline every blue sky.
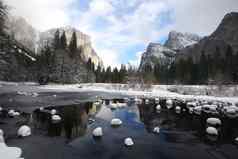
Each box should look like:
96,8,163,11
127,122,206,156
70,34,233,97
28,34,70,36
6,0,238,67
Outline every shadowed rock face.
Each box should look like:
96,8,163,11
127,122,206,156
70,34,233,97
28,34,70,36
50,49,95,83
139,43,176,71
176,12,238,63
164,31,201,51
0,34,36,81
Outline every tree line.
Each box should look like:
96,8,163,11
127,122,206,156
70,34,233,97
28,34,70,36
143,45,238,84
86,61,129,83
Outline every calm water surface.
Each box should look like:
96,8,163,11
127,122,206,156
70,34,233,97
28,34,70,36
31,99,238,159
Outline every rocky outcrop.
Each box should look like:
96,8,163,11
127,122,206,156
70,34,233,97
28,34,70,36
139,30,201,71
176,12,238,63
164,31,201,51
139,43,176,71
38,26,102,66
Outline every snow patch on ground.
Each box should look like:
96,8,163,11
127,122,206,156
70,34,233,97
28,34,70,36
37,83,238,105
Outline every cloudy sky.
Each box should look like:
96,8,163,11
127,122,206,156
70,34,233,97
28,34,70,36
5,0,238,67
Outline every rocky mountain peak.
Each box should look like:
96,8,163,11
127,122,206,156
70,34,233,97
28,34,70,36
176,12,238,63
5,16,103,66
139,42,176,71
210,12,238,52
164,30,201,51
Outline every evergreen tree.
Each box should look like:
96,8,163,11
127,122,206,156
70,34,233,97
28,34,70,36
232,53,238,83
225,45,233,81
95,64,102,83
175,59,186,83
168,62,176,84
112,67,119,83
60,31,67,49
53,29,60,49
69,31,77,57
0,0,7,34
154,64,160,83
105,66,112,83
101,67,106,83
86,58,95,71
119,64,127,83
199,51,208,83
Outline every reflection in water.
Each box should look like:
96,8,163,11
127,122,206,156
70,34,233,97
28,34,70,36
33,102,100,139
137,99,238,144
33,99,238,145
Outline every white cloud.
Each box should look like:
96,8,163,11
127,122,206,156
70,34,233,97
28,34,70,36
95,48,121,68
4,0,238,66
89,0,114,16
167,0,238,35
128,51,144,68
5,0,76,31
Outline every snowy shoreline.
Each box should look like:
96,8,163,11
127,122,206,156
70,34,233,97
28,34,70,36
0,81,238,104
38,83,238,105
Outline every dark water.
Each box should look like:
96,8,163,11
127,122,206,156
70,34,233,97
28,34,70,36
31,99,238,159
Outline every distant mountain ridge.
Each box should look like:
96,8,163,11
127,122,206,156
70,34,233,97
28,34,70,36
139,31,201,71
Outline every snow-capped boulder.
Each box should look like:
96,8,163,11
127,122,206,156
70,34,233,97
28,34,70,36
202,105,218,115
186,102,197,108
145,99,149,104
13,112,20,116
155,98,160,104
166,99,173,109
17,125,31,137
156,105,161,111
223,106,238,118
51,115,62,121
32,92,39,97
206,118,222,126
111,118,122,126
153,127,160,134
8,110,20,117
193,106,202,115
175,106,181,113
117,102,127,108
8,109,15,116
206,127,218,136
50,109,57,115
135,98,142,105
188,107,194,114
235,137,238,143
110,102,127,109
94,101,101,106
124,137,134,146
92,127,103,137
39,107,44,111
166,99,173,105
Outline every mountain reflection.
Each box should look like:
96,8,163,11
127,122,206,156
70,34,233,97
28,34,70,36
33,102,100,139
